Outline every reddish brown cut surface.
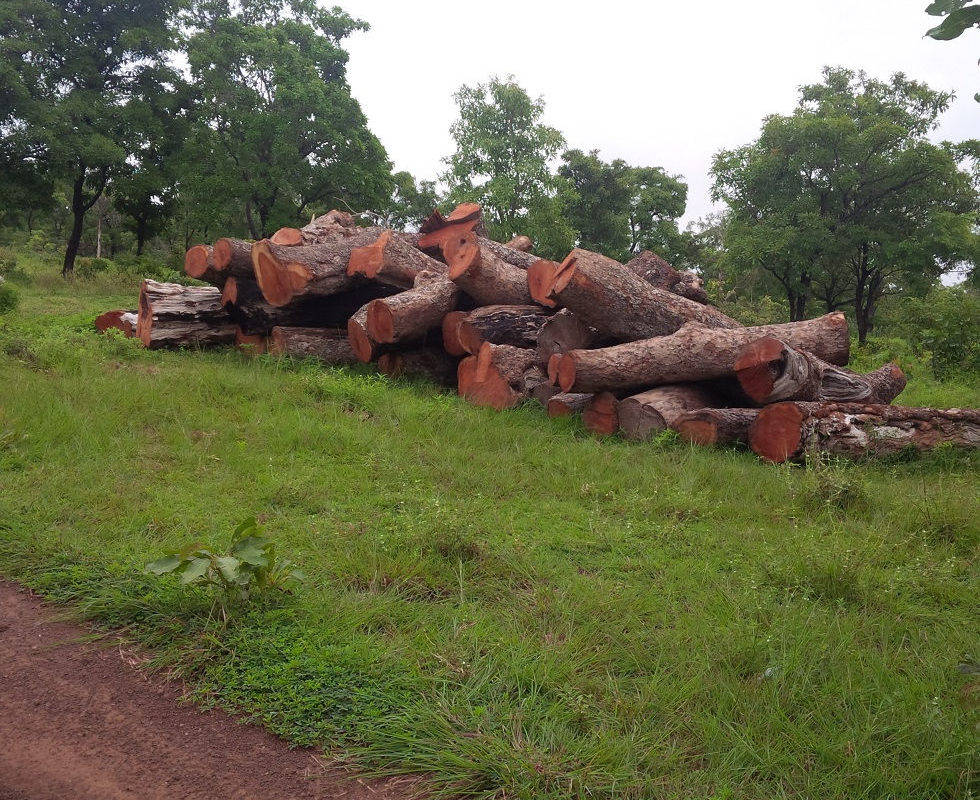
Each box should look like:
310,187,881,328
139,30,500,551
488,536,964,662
734,337,786,402
183,244,212,279
251,239,313,308
750,403,806,462
0,580,418,800
94,310,134,336
347,314,376,363
347,230,392,278
441,310,468,356
270,227,304,246
366,300,396,343
235,327,267,354
526,259,560,308
676,418,719,445
445,230,481,281
582,391,620,436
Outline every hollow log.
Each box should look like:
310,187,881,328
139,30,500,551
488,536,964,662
95,309,137,337
673,408,760,446
269,326,358,366
444,231,537,306
547,393,592,417
624,251,709,304
735,337,906,405
455,304,553,355
458,343,538,409
378,346,460,387
536,309,602,365
251,228,382,307
347,230,447,288
557,313,850,394
366,270,460,345
137,280,235,349
617,384,722,441
184,245,225,286
506,235,534,252
270,210,358,246
212,238,254,278
549,248,740,341
749,402,980,463
582,392,620,436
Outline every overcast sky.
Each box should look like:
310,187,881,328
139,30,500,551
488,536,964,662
335,0,978,228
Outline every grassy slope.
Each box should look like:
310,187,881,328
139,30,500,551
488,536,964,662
0,267,977,799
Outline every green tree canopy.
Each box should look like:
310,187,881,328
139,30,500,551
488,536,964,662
712,67,978,341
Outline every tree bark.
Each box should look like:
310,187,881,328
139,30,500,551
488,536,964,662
673,408,760,446
347,230,447,288
417,202,486,254
269,210,358,246
454,304,552,355
377,346,460,387
366,270,460,346
548,248,740,341
617,384,722,441
506,235,534,252
184,245,226,286
624,251,709,304
269,326,358,365
444,231,537,306
557,313,850,394
734,337,906,405
212,238,255,278
137,280,235,349
535,309,603,365
750,402,980,463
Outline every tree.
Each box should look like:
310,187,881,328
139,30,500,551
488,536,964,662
443,77,566,243
1,0,184,275
184,0,392,240
925,0,980,39
376,171,442,231
712,67,978,341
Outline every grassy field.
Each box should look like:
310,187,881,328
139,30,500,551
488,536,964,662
1,259,977,799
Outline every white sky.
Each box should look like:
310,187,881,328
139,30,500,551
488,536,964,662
337,0,978,228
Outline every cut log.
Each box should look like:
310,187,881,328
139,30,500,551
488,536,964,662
673,408,760,446
531,380,561,406
184,244,225,286
547,393,592,417
378,347,459,387
549,248,740,340
137,280,235,349
444,231,537,306
749,402,980,463
366,270,460,345
95,309,137,337
269,326,358,366
270,210,358,246
582,392,620,436
536,309,602,365
347,303,380,363
617,384,722,441
417,202,486,253
506,235,534,252
347,230,447,288
527,258,560,308
251,228,381,307
458,343,538,409
624,251,709,304
441,310,469,356
557,313,850,394
734,337,906,405
234,327,267,355
213,238,254,278
455,304,553,355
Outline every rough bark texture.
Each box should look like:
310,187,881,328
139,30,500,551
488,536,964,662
673,408,760,446
269,210,358,246
506,235,534,252
624,251,709,304
95,310,137,337
459,343,538,409
212,238,254,278
750,402,980,463
444,231,536,306
617,384,722,441
137,280,235,349
366,270,460,345
535,309,602,365
546,392,592,417
549,248,740,341
347,230,447,288
582,392,620,436
251,228,382,307
455,304,552,355
558,313,850,394
268,326,358,365
377,347,459,387
735,337,906,405
183,245,225,286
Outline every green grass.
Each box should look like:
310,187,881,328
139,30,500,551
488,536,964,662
1,263,978,799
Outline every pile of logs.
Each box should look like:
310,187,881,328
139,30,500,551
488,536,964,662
96,204,980,463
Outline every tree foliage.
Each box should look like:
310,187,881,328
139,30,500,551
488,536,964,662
925,0,980,39
712,67,978,341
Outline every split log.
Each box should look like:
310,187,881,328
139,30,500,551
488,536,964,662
270,210,358,246
213,238,254,278
506,235,534,252
458,343,538,409
624,251,709,304
183,245,225,286
347,230,447,288
617,384,722,441
547,393,592,417
527,258,560,308
444,231,537,306
137,280,235,349
673,408,760,446
734,337,906,405
234,327,267,355
95,309,137,337
536,309,602,365
455,304,552,355
251,228,381,307
377,347,459,387
749,402,980,463
417,203,486,253
366,270,460,346
548,248,740,341
582,392,620,436
269,326,358,366
557,313,850,394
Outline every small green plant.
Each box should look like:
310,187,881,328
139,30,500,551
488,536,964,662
0,280,19,314
145,517,305,620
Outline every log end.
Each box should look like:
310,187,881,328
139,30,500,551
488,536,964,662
527,259,560,308
366,299,396,343
750,403,806,463
212,238,235,272
268,327,287,356
252,240,294,307
347,316,376,363
550,252,579,297
220,276,239,310
506,235,534,252
674,417,719,446
557,352,578,392
582,392,620,436
270,228,303,246
445,230,481,280
442,310,468,356
347,230,391,278
734,336,785,403
184,245,213,279
94,309,126,334
235,328,267,355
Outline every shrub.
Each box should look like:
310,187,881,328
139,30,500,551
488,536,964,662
0,280,19,314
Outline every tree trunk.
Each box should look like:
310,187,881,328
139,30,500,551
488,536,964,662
137,280,235,349
535,309,603,365
548,248,741,341
347,230,446,288
366,270,460,346
749,402,980,463
673,408,760,446
546,393,592,417
624,251,709,304
557,313,850,394
617,384,722,441
213,238,255,279
268,326,358,365
270,210,358,246
444,231,537,306
453,304,552,355
234,327,267,355
734,337,906,405
377,346,460,387
582,392,620,436
184,245,226,287
457,343,538,409
63,172,91,276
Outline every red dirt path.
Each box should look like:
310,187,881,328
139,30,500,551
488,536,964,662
0,580,420,800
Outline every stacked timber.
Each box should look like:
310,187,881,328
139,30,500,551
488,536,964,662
95,203,976,463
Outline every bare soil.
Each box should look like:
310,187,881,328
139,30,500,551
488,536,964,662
0,580,420,800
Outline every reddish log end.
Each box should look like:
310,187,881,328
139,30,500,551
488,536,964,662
184,245,212,279
444,230,481,280
220,276,239,308
212,238,234,271
547,353,563,385
734,337,786,403
251,239,312,307
270,228,303,246
366,299,396,343
506,235,534,252
750,403,807,463
582,392,620,436
526,259,560,308
549,252,579,297
95,310,126,334
235,328,267,355
347,230,392,278
675,418,720,445
557,352,578,392
347,316,376,363
442,311,468,356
